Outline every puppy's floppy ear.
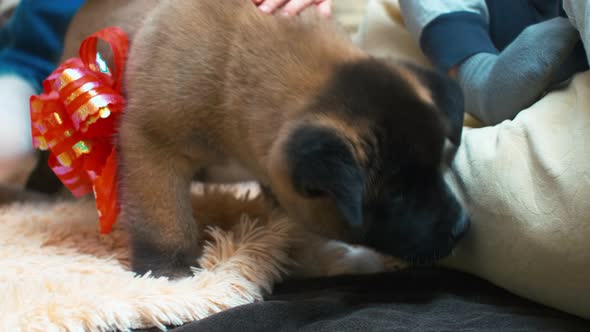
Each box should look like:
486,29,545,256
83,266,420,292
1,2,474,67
285,125,364,228
404,63,465,146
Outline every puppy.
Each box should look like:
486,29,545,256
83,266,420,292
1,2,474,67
0,184,54,205
50,0,469,277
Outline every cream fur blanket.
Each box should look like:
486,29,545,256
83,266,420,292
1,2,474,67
356,0,590,320
0,184,393,331
0,187,292,331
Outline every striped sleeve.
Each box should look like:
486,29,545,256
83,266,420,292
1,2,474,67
399,0,499,72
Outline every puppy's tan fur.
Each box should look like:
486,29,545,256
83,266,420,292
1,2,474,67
63,0,446,277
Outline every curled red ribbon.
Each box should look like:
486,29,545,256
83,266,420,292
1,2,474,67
29,27,128,234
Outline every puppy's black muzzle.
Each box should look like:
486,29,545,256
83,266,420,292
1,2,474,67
357,178,470,264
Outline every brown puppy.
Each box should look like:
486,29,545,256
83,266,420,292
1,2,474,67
53,0,468,277
0,184,54,205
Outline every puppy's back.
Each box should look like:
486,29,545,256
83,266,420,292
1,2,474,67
63,0,365,166
120,0,363,151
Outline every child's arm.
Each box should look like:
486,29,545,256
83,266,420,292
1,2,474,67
253,0,331,18
0,0,84,159
0,0,85,90
400,0,579,125
455,18,579,125
399,0,494,73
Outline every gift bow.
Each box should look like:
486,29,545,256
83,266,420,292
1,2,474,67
29,27,129,234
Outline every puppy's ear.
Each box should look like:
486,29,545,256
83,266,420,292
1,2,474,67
286,125,364,228
405,63,465,146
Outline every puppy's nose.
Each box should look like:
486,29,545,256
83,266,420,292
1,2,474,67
451,213,470,242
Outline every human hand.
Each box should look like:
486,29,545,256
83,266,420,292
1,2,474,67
252,0,332,18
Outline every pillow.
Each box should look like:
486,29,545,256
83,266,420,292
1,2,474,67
355,0,590,319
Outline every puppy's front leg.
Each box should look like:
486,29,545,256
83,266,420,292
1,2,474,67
119,131,200,278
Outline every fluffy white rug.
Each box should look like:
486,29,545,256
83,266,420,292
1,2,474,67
0,184,396,331
0,186,295,331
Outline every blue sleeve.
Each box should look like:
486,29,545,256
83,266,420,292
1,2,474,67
421,11,499,72
399,0,498,72
0,0,85,91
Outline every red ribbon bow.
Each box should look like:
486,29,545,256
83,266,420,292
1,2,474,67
29,27,129,234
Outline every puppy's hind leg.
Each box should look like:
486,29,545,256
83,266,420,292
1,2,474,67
118,132,201,279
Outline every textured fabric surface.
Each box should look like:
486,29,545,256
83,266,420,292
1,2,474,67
172,269,589,332
0,184,398,331
0,187,295,331
357,0,590,320
564,0,590,65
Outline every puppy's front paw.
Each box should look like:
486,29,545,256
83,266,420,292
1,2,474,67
151,264,195,279
324,243,387,276
131,240,201,279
